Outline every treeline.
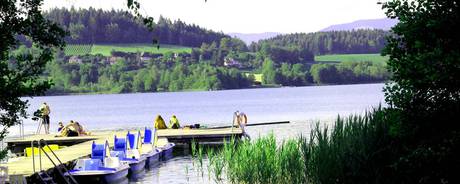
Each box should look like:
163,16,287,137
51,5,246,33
309,61,389,84
44,51,252,94
251,30,388,55
260,59,389,86
44,8,229,47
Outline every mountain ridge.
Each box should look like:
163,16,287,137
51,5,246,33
320,18,398,31
227,32,281,44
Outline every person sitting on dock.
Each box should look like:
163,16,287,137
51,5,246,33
57,122,64,132
169,115,181,129
75,121,90,136
154,115,167,129
56,120,80,137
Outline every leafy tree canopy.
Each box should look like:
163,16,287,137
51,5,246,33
0,0,66,159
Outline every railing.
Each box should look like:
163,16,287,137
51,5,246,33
31,139,78,184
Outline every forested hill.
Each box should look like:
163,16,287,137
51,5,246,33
250,29,388,55
44,8,229,47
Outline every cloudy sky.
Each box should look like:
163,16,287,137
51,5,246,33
43,0,386,34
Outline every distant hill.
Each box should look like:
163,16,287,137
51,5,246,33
254,30,388,55
320,18,398,31
228,32,281,44
45,8,229,47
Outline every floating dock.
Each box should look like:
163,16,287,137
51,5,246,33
2,127,242,181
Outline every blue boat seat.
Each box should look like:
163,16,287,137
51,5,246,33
91,141,108,163
127,131,136,150
143,128,153,144
113,136,127,154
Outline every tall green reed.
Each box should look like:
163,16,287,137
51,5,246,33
193,107,395,184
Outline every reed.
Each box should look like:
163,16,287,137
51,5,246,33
193,107,394,184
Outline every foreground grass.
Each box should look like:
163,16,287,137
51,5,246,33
193,107,396,184
315,54,388,64
64,43,192,56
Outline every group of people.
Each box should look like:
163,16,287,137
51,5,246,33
36,102,89,137
56,120,90,137
37,102,248,138
154,115,181,129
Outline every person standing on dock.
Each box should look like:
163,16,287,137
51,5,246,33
233,111,250,140
40,102,51,134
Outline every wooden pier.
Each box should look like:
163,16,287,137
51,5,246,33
2,127,242,179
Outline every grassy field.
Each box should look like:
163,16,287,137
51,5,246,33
245,73,263,83
64,44,92,55
64,44,192,56
315,54,388,64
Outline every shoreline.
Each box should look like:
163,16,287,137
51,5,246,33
37,82,384,97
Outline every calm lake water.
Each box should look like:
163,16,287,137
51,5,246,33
10,83,385,184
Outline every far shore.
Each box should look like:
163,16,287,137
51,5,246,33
36,82,384,98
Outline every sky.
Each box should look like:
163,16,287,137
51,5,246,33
42,0,386,34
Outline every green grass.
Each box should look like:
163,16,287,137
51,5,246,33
245,73,263,83
315,54,388,64
64,43,192,56
64,44,92,56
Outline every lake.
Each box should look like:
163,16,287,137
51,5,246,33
10,83,385,184
12,83,384,136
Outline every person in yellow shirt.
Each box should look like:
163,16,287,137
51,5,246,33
169,115,180,129
154,115,167,129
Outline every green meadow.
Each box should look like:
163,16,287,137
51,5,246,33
64,44,192,56
315,54,388,64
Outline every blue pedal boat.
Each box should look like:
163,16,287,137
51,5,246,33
157,141,175,161
66,141,130,184
111,133,147,180
141,128,161,169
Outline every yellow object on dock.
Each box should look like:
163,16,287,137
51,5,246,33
24,144,59,157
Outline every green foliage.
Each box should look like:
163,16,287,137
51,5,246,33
45,8,229,47
380,0,460,183
0,0,65,160
315,54,388,64
261,59,280,85
44,54,252,94
195,108,400,184
252,30,388,55
310,62,389,84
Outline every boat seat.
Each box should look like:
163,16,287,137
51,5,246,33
75,159,102,171
141,144,153,154
114,136,127,153
104,157,120,168
91,141,108,162
143,128,153,144
110,150,126,159
126,149,141,159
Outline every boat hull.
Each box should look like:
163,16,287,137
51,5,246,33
144,151,161,169
68,166,129,184
124,157,146,180
159,143,175,161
